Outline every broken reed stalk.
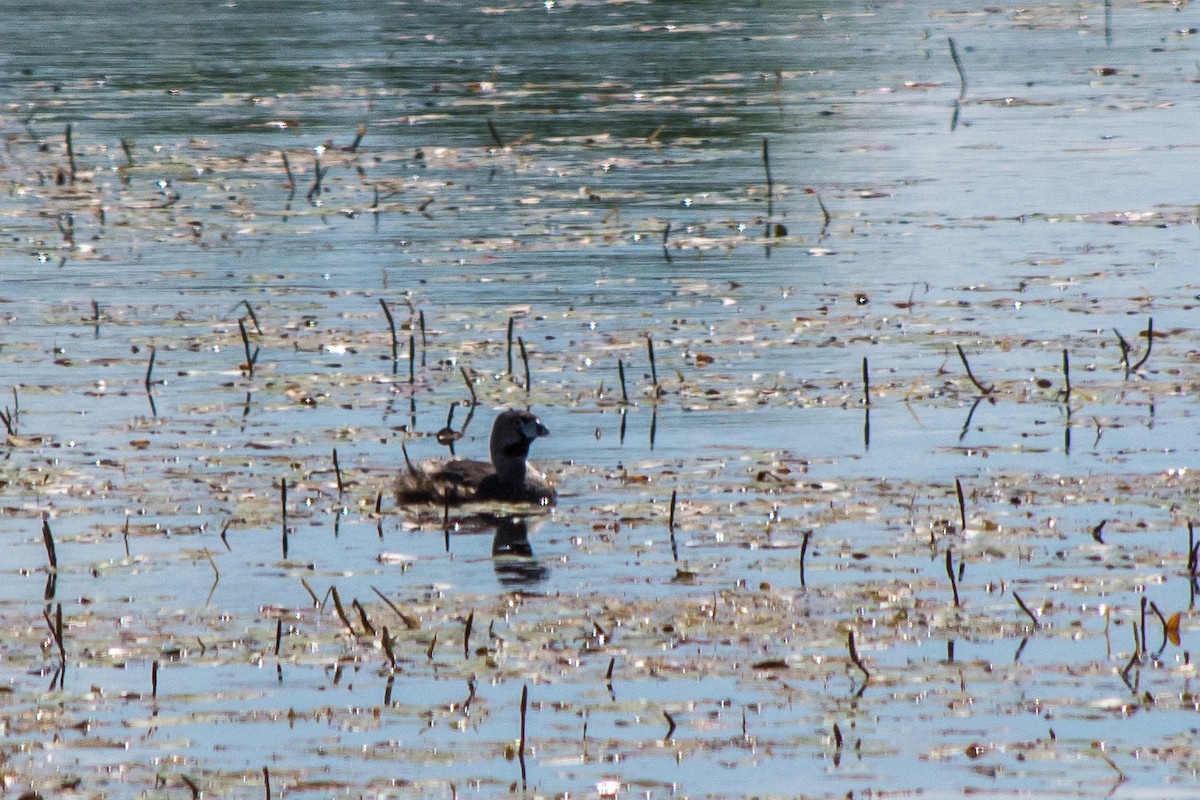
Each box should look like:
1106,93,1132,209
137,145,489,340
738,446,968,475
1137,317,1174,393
661,222,672,263
955,477,967,532
348,124,366,153
381,626,397,670
460,365,478,406
280,152,295,190
1060,348,1071,402
151,659,159,698
379,299,398,364
203,548,219,583
306,155,324,200
617,359,629,404
242,300,262,334
517,684,529,784
487,117,505,149
948,37,968,99
647,335,659,389
1140,596,1148,653
274,619,283,656
945,548,960,607
663,710,677,741
761,137,773,218
955,344,993,395
506,316,515,375
408,334,416,384
352,599,375,636
668,490,677,532
1188,521,1199,575
371,585,421,630
1130,317,1153,372
1013,592,1039,627
518,336,531,392
280,478,288,560
1113,327,1132,375
332,448,344,495
144,345,156,391
238,318,257,377
182,775,200,800
847,630,870,680
799,530,812,587
65,123,77,184
120,138,134,166
814,190,831,230
41,513,57,571
862,356,870,405
330,586,356,636
263,766,272,800
605,656,615,684
463,610,474,659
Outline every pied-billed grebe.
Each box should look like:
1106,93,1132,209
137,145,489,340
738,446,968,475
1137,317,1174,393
394,409,557,507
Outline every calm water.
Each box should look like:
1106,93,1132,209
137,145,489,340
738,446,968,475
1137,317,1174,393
3,1,1200,798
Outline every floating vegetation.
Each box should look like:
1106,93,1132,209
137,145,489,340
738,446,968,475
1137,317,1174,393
3,2,1200,798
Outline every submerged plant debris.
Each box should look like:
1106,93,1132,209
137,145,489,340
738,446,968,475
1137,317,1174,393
3,1,1200,798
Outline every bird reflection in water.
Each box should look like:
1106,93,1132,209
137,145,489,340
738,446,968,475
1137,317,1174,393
489,515,548,587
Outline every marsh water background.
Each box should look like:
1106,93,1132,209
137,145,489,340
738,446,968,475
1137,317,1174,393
4,1,1200,798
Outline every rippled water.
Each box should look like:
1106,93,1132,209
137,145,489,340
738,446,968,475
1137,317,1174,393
3,1,1200,798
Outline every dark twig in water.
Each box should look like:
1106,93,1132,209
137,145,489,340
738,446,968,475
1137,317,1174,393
41,513,57,571
487,118,505,149
1013,592,1040,628
460,365,478,407
1091,519,1107,544
352,599,375,636
761,137,773,218
1130,317,1153,372
662,222,672,263
518,684,529,786
663,710,677,742
955,344,993,395
330,586,356,636
306,155,325,201
238,318,259,377
799,530,812,587
1060,348,1071,402
518,336,531,392
65,123,77,184
120,138,135,166
945,548,960,607
618,359,629,404
151,659,159,698
506,316,515,375
380,299,399,365
279,478,289,560
955,477,967,532
668,490,679,562
241,300,262,334
647,335,659,390
862,356,870,406
371,585,421,630
346,124,366,153
280,152,294,190
948,37,968,99
847,630,870,680
408,334,416,385
1113,327,1132,377
463,610,474,659
181,775,200,800
814,189,831,232
1187,521,1200,575
332,448,344,495
263,766,272,800
144,345,157,392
